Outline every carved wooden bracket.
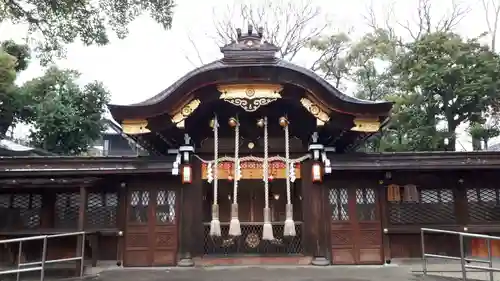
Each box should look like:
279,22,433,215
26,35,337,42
351,118,380,132
299,98,330,126
171,99,201,129
122,119,150,134
217,84,282,112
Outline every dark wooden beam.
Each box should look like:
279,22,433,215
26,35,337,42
0,156,176,177
0,177,101,188
326,151,500,170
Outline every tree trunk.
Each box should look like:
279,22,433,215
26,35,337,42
447,122,457,151
472,138,482,151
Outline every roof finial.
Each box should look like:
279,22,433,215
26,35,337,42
236,28,242,40
248,24,253,36
258,27,264,38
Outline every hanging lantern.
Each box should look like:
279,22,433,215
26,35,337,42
311,162,322,183
228,175,234,181
182,165,193,184
268,175,274,182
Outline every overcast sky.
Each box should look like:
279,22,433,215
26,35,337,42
1,0,494,150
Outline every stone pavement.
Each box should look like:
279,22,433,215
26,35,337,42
93,266,416,281
41,259,500,281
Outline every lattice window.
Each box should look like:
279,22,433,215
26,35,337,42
55,193,80,228
389,186,456,225
329,188,349,221
156,190,176,224
87,192,118,228
129,190,149,223
203,222,303,255
356,188,376,221
467,188,500,222
0,193,42,230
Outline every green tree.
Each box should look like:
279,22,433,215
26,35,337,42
3,0,175,64
21,67,110,155
468,119,500,150
308,33,351,88
392,32,500,151
0,41,31,136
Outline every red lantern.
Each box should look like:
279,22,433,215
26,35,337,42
312,162,322,183
181,165,192,184
268,175,274,182
228,175,233,181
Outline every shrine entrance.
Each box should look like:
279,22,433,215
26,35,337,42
124,187,179,266
328,183,383,264
202,175,303,256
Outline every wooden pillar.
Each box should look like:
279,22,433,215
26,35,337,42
40,191,55,228
178,160,201,266
76,186,87,276
301,160,330,265
378,179,391,263
454,171,468,226
301,160,314,256
191,158,204,256
116,181,127,266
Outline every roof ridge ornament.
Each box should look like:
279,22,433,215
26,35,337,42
220,25,279,64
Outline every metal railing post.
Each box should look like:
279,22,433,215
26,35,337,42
40,236,47,281
0,232,88,279
16,240,22,281
487,238,494,281
459,234,466,281
421,228,427,275
80,232,85,277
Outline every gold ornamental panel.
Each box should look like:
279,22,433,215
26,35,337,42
171,99,201,129
201,161,301,180
299,98,330,126
351,118,381,132
217,84,283,112
121,119,150,134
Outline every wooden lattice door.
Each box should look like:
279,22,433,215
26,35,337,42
329,184,383,264
124,188,178,266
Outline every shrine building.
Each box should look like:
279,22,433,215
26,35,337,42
1,26,500,272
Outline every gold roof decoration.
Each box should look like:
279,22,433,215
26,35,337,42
121,119,150,135
351,118,381,132
217,84,283,112
299,98,330,126
171,99,201,129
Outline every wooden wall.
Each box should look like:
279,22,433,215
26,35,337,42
346,170,500,260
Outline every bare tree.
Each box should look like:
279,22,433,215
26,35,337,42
185,0,329,66
482,0,500,51
398,0,469,40
364,0,470,41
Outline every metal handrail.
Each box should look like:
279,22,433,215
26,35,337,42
0,231,86,281
421,227,500,281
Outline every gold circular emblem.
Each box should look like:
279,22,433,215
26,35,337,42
245,233,260,248
181,106,192,116
310,105,320,115
245,88,255,97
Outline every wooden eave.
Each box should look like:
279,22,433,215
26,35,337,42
0,152,499,178
0,156,176,177
327,151,500,170
0,177,102,188
108,61,393,122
